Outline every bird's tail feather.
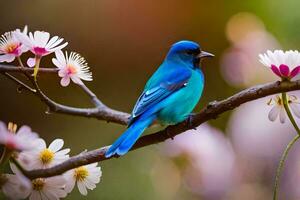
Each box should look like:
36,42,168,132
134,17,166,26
105,116,155,157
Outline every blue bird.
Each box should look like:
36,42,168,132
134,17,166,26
105,40,214,157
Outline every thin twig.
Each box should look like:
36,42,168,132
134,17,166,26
32,78,129,124
0,64,130,125
0,64,58,73
2,72,36,93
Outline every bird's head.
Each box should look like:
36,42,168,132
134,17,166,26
166,40,214,69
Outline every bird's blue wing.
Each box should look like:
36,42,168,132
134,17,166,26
128,67,191,125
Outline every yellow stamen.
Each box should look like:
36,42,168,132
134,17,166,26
276,96,282,105
67,65,77,75
267,98,273,106
39,149,54,164
7,122,17,133
267,95,296,106
32,178,45,191
74,166,89,181
5,43,18,53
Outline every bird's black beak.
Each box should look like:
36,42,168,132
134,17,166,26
194,50,214,68
197,51,215,59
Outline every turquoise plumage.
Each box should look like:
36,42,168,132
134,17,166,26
105,40,214,157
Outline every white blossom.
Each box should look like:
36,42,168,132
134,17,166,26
259,50,300,79
267,94,300,123
19,138,70,169
64,162,102,195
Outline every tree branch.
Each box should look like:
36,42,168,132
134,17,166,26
21,80,300,179
0,64,58,73
0,64,130,125
2,64,300,179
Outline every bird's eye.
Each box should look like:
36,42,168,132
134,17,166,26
186,51,194,55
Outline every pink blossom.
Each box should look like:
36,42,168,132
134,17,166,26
221,12,280,87
16,30,68,67
52,50,92,87
163,124,236,198
0,26,29,63
0,121,39,151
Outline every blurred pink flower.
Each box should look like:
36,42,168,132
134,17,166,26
2,163,32,199
163,123,236,199
0,26,29,63
259,50,300,80
221,12,280,87
0,121,39,151
227,97,297,159
226,96,300,200
52,50,92,87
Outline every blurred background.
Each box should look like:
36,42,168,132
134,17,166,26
1,0,300,199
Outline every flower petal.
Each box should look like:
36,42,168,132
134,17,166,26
29,190,40,200
77,181,88,196
290,103,300,118
15,31,32,48
83,179,96,190
34,31,50,47
64,174,76,193
55,148,70,156
279,107,286,123
271,65,281,77
71,76,83,85
34,138,47,150
0,54,15,63
290,66,300,78
46,38,63,49
48,139,64,152
58,69,66,77
60,76,70,87
27,57,36,68
49,42,68,52
268,106,280,122
279,64,290,77
52,58,62,69
54,50,66,66
45,36,59,48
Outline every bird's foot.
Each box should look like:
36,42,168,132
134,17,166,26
186,113,197,130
